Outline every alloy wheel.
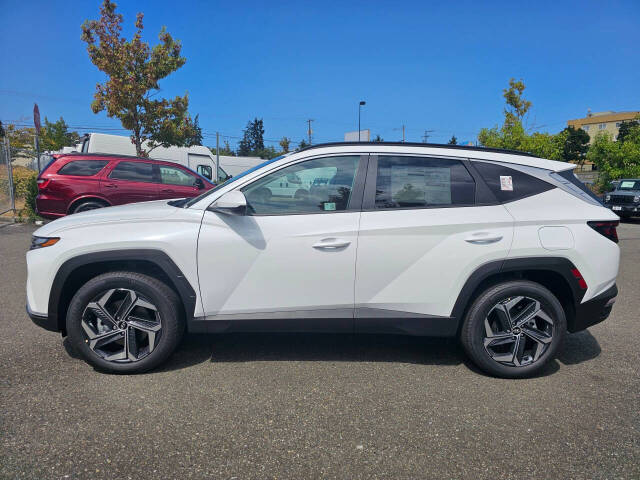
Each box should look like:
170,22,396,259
483,296,554,367
81,288,162,363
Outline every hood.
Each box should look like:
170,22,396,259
34,199,181,236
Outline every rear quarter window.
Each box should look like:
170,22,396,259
57,160,109,176
472,162,554,203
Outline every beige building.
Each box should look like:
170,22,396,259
567,110,640,143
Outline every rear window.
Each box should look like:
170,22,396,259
472,162,554,203
109,161,155,183
57,160,109,176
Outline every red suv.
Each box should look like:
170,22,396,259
36,154,215,218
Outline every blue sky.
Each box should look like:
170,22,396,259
1,0,639,148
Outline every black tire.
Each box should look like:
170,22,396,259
72,200,108,214
460,280,566,379
66,271,184,374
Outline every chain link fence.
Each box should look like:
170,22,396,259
0,138,16,216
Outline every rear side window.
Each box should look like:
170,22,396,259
57,160,108,176
374,156,475,209
109,161,155,183
472,162,554,203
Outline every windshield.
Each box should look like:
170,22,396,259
617,180,640,190
184,155,285,208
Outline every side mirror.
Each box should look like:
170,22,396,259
207,190,247,215
194,177,205,189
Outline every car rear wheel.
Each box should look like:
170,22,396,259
460,280,566,378
72,200,107,214
66,271,184,373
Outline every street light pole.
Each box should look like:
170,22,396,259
358,101,366,142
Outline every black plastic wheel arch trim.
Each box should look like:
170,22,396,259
47,249,197,332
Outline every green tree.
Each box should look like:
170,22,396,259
560,126,589,165
448,135,458,145
279,136,291,153
40,117,81,151
297,139,309,151
588,126,640,189
503,78,532,125
81,0,201,157
617,119,640,143
373,134,384,142
237,118,264,156
0,121,4,139
211,140,235,156
4,124,36,150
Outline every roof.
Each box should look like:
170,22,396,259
568,111,640,126
54,152,153,161
289,142,574,172
297,141,537,157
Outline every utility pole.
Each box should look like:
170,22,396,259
307,119,314,145
402,125,405,143
422,129,435,143
215,132,220,182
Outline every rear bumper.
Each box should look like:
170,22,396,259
26,303,59,333
571,284,617,333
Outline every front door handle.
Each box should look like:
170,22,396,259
465,232,503,245
161,188,175,193
104,183,117,189
312,238,351,249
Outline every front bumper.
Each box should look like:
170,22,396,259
26,303,59,333
570,284,617,332
605,204,640,215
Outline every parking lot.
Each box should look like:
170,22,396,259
0,222,638,479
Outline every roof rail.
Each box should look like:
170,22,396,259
296,141,537,157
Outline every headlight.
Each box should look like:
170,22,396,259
605,195,611,202
634,196,640,203
30,236,60,250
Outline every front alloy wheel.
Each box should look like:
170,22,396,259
67,271,184,373
81,288,162,362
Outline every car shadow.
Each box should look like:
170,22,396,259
64,328,603,376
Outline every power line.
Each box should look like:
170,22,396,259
422,129,435,143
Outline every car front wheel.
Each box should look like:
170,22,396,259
460,280,566,378
66,271,184,373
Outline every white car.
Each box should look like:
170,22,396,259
26,142,620,377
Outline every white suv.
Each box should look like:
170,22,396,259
26,143,620,377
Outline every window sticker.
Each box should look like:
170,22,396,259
500,176,513,191
323,202,336,211
620,181,635,189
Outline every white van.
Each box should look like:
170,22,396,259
80,133,230,182
218,156,265,177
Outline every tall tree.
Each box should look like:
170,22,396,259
372,134,384,142
561,126,589,165
279,136,291,153
237,118,264,156
503,78,532,125
297,139,309,151
40,117,81,151
617,119,640,143
81,0,201,157
0,121,4,139
448,135,458,145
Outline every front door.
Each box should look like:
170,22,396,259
355,155,514,328
196,155,366,329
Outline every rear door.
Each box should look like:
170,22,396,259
102,160,159,205
156,164,204,199
354,155,514,327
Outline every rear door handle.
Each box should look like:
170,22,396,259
312,238,351,249
465,232,503,245
161,189,175,193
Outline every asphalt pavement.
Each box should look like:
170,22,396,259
1,222,638,479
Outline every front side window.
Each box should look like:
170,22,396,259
242,156,360,215
57,160,108,176
109,161,155,183
374,156,475,209
197,165,212,180
159,165,196,186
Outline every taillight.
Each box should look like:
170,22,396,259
37,179,51,190
588,220,619,244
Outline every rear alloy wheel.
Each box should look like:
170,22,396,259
73,200,107,214
67,271,184,373
461,280,566,378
